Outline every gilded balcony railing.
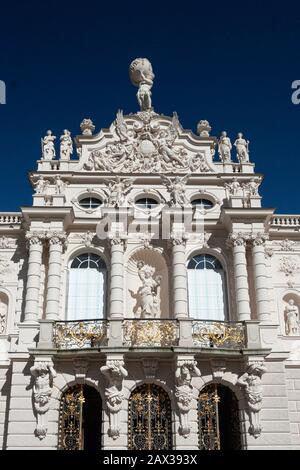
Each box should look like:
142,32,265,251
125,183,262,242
192,320,246,349
53,320,108,349
123,319,179,347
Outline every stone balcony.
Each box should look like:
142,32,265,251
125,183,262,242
35,318,262,354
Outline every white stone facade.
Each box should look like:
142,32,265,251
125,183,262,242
0,59,300,450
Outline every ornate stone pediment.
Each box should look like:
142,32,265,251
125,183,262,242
76,110,216,174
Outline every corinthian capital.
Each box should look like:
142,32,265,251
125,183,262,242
170,232,188,246
251,232,269,247
227,232,249,248
25,231,46,247
46,231,67,246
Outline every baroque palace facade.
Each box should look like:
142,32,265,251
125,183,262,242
0,58,300,450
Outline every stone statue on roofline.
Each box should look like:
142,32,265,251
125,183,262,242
129,58,155,111
42,130,56,160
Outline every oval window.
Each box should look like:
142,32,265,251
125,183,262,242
135,197,159,209
79,197,102,209
191,198,214,210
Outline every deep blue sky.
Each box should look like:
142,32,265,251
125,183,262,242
0,0,300,213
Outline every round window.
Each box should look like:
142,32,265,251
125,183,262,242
135,197,159,209
79,197,102,209
191,198,214,210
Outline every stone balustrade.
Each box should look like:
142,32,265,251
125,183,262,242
0,213,22,225
272,215,300,227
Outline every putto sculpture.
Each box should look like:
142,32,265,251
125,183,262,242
41,130,56,160
161,174,190,207
60,129,73,160
80,118,95,136
104,176,135,207
234,132,249,163
34,175,50,194
129,58,155,111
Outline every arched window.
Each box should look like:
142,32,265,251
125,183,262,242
187,254,227,321
67,253,107,320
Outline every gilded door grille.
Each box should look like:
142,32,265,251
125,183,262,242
58,385,85,450
128,383,172,450
198,384,220,450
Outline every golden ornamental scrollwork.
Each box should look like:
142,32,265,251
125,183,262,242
192,321,245,348
123,320,178,347
54,320,108,349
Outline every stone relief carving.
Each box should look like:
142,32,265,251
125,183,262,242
73,359,89,383
284,299,300,335
197,120,211,137
218,131,232,162
100,359,128,440
237,361,267,438
41,130,56,160
280,239,295,252
104,176,135,207
161,174,190,207
80,118,95,135
210,359,226,379
136,261,161,318
279,256,300,287
0,297,8,334
225,177,241,197
129,58,155,111
0,236,12,249
60,129,73,160
83,110,212,174
175,360,201,438
30,361,56,440
80,231,95,248
234,133,250,163
0,257,12,285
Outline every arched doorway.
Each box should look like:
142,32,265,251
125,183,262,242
198,384,241,450
128,383,172,450
58,384,102,450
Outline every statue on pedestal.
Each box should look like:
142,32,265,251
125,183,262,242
137,261,161,318
234,133,249,163
129,58,155,111
42,130,56,160
60,129,73,160
218,131,232,162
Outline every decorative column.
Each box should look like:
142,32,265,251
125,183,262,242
24,232,45,323
251,233,270,322
45,232,66,320
171,234,189,318
228,232,251,321
108,236,125,318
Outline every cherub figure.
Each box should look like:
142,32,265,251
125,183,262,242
104,176,134,207
161,174,190,207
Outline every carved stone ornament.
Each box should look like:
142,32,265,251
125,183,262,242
0,236,11,249
54,175,68,194
242,178,260,197
280,239,295,252
25,231,46,247
227,232,249,248
73,359,89,383
210,359,226,380
137,261,162,318
175,360,201,438
129,58,155,111
46,231,67,247
218,131,232,162
100,359,128,439
161,174,190,207
34,176,50,195
197,120,211,137
280,256,300,287
30,361,56,440
80,231,94,248
224,177,241,197
251,232,269,246
0,297,8,334
83,109,213,174
234,133,250,163
237,361,267,438
0,257,12,285
80,118,95,135
104,176,135,207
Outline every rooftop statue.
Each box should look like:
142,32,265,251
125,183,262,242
60,129,73,160
42,130,56,160
218,131,232,162
234,132,249,163
129,58,155,111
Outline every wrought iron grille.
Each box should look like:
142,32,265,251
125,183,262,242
128,383,172,450
53,320,108,349
123,319,178,347
192,320,245,348
58,384,85,450
198,384,220,450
